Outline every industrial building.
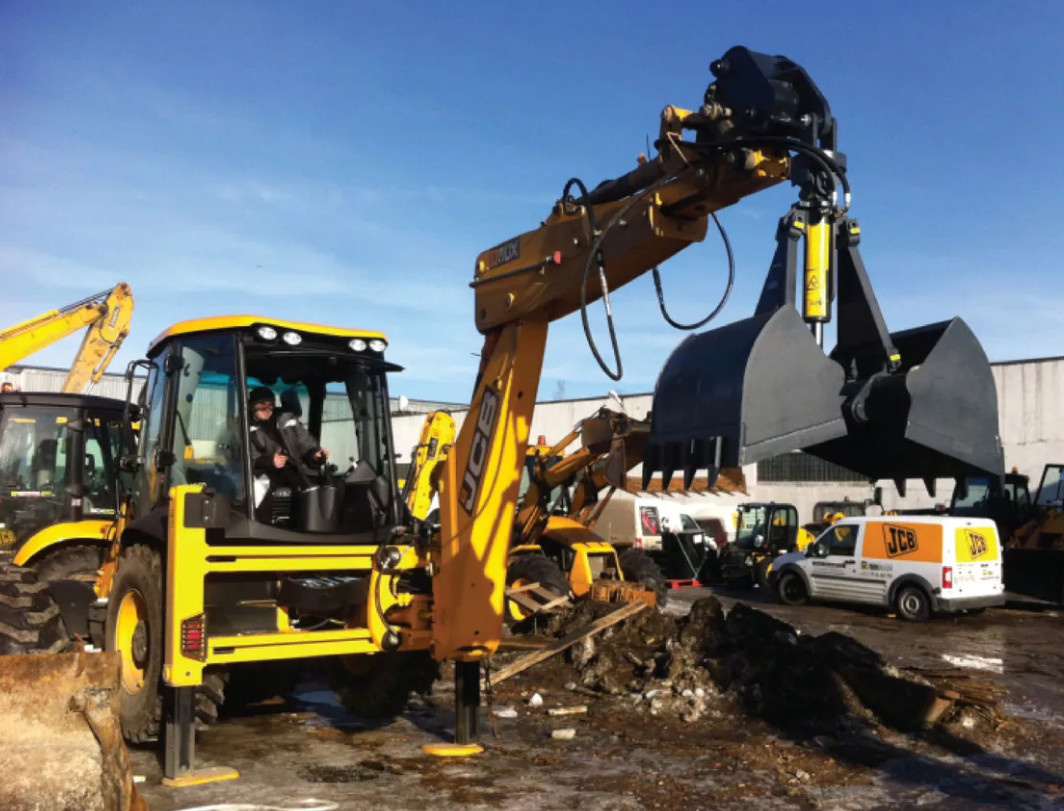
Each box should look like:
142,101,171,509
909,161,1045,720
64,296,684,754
6,353,1061,523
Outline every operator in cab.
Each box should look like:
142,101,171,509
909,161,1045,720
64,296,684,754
248,386,329,516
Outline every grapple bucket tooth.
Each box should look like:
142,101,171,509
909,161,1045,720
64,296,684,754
647,309,1003,487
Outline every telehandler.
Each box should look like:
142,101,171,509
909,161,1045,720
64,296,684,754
0,46,1004,794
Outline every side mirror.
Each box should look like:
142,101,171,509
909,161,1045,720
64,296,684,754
153,449,176,470
119,454,143,473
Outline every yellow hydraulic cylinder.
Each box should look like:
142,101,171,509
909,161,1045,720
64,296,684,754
803,219,831,323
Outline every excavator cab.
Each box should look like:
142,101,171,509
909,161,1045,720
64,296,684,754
0,392,124,559
128,318,404,539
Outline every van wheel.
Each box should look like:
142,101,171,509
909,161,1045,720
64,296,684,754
776,571,808,606
895,585,931,622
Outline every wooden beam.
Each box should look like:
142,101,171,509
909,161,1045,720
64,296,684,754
490,601,649,684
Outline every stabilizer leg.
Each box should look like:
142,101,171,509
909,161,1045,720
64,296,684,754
162,686,238,788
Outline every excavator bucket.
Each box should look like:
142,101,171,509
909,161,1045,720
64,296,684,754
646,307,1003,491
0,650,144,810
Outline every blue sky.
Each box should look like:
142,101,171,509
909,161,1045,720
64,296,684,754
3,1,1062,402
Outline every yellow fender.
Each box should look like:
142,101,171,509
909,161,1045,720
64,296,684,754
12,519,113,567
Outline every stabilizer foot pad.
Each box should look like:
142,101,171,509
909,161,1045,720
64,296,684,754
421,743,484,757
162,766,240,787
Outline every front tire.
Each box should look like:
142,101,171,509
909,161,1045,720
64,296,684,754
106,544,164,743
505,554,571,627
618,549,668,608
776,570,808,606
895,585,931,622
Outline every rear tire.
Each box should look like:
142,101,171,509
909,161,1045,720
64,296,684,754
618,549,668,608
505,554,571,628
333,652,437,718
31,544,105,583
776,570,808,606
0,563,68,655
895,585,931,622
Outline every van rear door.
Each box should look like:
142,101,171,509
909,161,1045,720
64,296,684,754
952,523,1002,597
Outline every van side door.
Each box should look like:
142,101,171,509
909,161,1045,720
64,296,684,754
808,523,859,600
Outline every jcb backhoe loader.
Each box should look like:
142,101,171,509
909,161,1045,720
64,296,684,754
0,45,1003,791
507,408,665,622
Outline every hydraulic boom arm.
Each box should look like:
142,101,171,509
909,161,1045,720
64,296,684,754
0,283,134,393
431,45,1001,709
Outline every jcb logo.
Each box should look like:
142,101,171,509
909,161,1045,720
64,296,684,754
460,387,499,514
966,531,988,559
884,524,918,558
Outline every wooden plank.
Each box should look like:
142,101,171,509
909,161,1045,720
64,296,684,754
490,601,649,684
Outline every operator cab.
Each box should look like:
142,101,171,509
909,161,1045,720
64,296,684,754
0,392,124,556
128,317,403,542
733,503,800,554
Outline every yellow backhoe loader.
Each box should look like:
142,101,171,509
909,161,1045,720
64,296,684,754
0,46,1003,796
506,408,663,623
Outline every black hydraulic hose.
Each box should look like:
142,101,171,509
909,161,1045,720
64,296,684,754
652,211,734,330
566,176,625,382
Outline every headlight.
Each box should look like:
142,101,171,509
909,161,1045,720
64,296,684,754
256,326,278,341
368,338,387,352
281,331,302,346
349,338,367,352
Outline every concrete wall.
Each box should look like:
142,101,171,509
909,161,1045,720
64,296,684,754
993,357,1064,481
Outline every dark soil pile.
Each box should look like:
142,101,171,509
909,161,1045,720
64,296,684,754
552,598,1005,741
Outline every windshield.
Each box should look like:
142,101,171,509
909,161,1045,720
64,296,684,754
244,346,395,486
735,505,768,544
952,476,991,515
0,408,71,493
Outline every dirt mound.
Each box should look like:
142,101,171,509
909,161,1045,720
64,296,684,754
550,598,1005,741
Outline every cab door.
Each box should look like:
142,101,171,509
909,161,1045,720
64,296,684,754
807,523,860,600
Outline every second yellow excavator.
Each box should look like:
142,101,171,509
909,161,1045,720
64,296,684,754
0,283,134,393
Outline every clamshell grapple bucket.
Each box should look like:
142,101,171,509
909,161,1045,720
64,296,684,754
645,215,1003,492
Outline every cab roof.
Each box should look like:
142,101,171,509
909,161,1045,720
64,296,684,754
149,315,387,355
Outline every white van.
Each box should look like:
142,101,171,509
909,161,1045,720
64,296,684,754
771,516,1004,620
593,492,681,553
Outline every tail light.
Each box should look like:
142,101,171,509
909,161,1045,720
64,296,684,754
181,613,207,661
942,566,953,590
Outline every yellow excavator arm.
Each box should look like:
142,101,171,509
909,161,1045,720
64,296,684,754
0,283,133,393
431,50,798,662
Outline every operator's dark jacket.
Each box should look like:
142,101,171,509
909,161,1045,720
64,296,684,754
250,412,323,489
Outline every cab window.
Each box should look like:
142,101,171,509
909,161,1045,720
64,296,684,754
823,524,856,556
